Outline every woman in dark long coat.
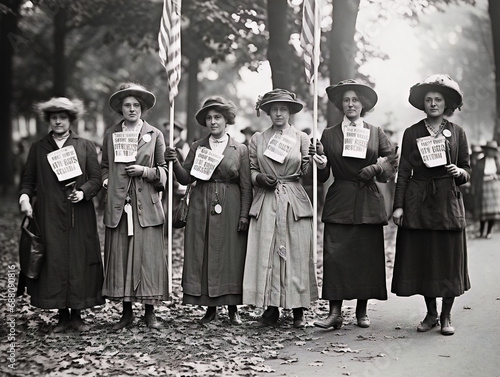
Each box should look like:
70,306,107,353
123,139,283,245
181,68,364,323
312,80,396,330
392,74,471,335
165,96,252,325
102,83,168,330
19,97,104,332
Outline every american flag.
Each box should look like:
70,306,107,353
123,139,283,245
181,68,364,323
300,0,316,84
158,0,182,104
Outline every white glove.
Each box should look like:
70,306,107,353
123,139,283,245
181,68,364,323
20,200,33,218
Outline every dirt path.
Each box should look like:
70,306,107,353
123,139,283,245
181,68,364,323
264,234,500,377
1,190,498,376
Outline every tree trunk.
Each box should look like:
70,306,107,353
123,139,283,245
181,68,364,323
0,0,22,192
327,0,361,125
267,0,291,90
53,7,67,96
489,0,500,142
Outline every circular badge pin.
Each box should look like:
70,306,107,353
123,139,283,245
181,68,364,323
443,129,452,138
142,134,152,143
214,204,222,214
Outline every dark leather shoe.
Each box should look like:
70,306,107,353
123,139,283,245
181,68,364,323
53,310,70,333
356,315,371,328
417,314,439,332
293,308,305,328
440,314,455,335
112,314,134,331
259,306,280,326
145,312,161,329
53,318,71,333
314,314,343,329
199,307,217,324
71,317,90,332
229,311,242,326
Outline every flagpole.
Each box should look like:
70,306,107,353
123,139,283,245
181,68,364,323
312,0,321,264
167,103,174,296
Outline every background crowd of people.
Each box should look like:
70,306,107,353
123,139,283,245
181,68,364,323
16,75,499,337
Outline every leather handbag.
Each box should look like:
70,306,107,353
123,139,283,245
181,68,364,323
19,216,45,279
172,183,193,228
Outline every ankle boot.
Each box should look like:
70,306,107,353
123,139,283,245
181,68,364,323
417,296,439,332
440,298,455,335
145,304,160,329
200,306,217,324
53,309,71,333
260,306,280,326
113,302,134,330
356,299,370,328
293,308,305,328
314,300,343,329
70,309,90,332
228,305,242,326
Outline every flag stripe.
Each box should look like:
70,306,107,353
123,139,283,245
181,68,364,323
159,0,182,103
301,0,316,84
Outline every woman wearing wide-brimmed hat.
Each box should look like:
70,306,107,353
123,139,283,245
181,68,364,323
19,97,104,333
470,140,500,239
242,88,318,328
165,96,252,325
310,79,396,331
391,74,471,335
102,83,168,329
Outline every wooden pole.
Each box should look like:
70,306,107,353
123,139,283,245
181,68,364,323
312,0,321,263
167,103,175,296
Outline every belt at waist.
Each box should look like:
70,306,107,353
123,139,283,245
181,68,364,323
276,174,300,183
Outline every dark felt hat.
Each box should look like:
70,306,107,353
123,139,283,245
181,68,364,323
109,83,156,113
195,96,237,126
255,88,303,116
482,140,499,151
325,79,378,111
408,74,463,111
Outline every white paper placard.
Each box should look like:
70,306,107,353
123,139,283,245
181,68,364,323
417,135,447,168
190,146,224,180
263,132,296,164
46,145,82,182
342,126,370,159
112,131,139,162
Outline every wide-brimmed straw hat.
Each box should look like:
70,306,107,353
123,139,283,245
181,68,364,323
325,79,378,111
36,97,84,122
408,74,463,111
482,140,499,151
195,96,237,126
109,83,156,113
255,88,303,116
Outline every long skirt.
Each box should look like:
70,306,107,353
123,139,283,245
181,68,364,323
391,228,470,297
322,223,387,300
102,211,168,305
243,206,318,309
183,230,241,306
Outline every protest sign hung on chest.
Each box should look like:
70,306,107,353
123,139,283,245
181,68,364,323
190,146,224,180
47,145,83,181
264,132,296,164
112,131,139,163
342,126,370,159
416,135,447,168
